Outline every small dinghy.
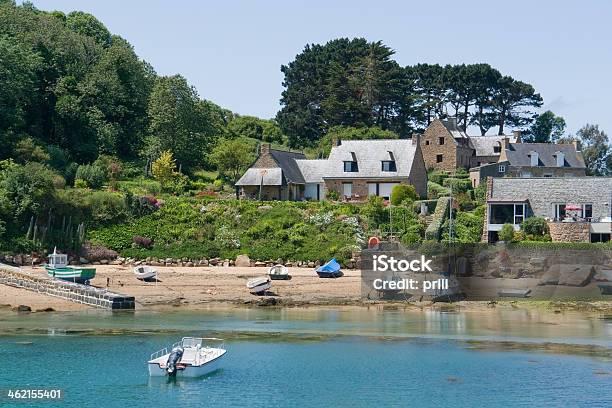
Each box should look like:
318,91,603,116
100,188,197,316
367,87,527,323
497,288,532,298
148,337,226,378
133,265,157,281
268,264,290,280
316,258,343,278
246,276,272,294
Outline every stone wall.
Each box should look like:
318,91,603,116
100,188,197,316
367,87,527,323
420,119,462,171
252,144,277,168
548,222,591,242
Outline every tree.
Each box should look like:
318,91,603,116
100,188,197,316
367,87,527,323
65,11,112,46
147,75,217,172
489,76,543,135
0,162,57,221
573,124,611,176
316,125,399,156
390,184,418,206
210,139,256,184
226,116,284,143
523,111,566,143
151,150,178,186
498,223,515,242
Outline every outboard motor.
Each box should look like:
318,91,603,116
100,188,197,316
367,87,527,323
166,346,184,377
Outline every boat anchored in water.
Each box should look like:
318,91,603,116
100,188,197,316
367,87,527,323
148,337,226,378
45,247,96,284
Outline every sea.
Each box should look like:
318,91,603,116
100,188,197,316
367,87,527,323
1,307,611,407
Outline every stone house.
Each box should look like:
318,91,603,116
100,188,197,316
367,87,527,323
419,118,520,172
469,140,586,187
482,177,611,243
235,144,306,200
236,138,428,201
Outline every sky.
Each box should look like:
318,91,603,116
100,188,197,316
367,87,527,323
27,0,612,137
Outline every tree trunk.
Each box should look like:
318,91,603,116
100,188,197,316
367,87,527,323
498,109,506,135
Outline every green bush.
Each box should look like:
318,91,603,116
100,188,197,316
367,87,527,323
74,178,88,189
326,189,340,201
428,170,449,185
75,164,107,189
441,210,483,243
498,223,515,242
427,181,450,199
361,195,387,229
87,191,128,226
390,184,418,206
442,177,472,193
520,216,549,237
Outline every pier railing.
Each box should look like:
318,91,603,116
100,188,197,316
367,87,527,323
0,264,135,310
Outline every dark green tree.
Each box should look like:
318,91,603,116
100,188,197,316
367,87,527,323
574,124,611,176
523,110,566,143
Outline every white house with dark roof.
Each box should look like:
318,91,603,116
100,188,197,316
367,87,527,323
236,138,427,201
483,177,611,243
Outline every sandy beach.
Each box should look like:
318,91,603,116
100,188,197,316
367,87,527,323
1,264,611,313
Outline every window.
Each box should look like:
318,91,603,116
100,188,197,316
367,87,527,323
543,174,552,177
553,204,566,221
489,203,526,225
342,183,352,198
439,137,445,145
498,164,506,173
381,161,397,172
436,154,443,163
591,233,611,243
584,204,593,221
493,145,501,154
529,151,539,166
425,140,430,145
343,161,358,172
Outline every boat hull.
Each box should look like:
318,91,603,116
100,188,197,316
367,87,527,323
45,266,96,283
148,352,225,378
317,271,343,278
249,281,271,294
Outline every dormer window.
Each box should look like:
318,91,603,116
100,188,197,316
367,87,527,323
343,152,359,172
529,151,539,166
555,151,565,167
381,161,396,172
493,145,501,154
381,151,396,172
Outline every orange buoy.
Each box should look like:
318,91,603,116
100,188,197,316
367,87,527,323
368,236,380,249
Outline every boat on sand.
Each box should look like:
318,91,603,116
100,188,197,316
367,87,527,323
268,264,291,280
246,276,272,294
316,258,343,278
133,265,157,281
45,248,96,284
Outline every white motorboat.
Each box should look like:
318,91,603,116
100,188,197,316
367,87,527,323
246,276,271,294
133,265,157,281
148,337,226,378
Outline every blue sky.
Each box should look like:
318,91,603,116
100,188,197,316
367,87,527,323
28,0,612,137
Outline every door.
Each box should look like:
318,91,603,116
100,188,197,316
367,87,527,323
343,183,352,198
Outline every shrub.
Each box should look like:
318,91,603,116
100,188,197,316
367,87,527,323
520,216,549,237
473,183,486,205
87,191,128,226
428,170,449,185
213,179,224,191
152,150,178,187
442,177,472,193
498,223,515,242
80,242,118,261
129,195,160,218
412,199,437,214
361,195,387,229
326,189,340,201
133,235,153,249
75,164,107,189
390,184,418,206
427,181,450,199
74,178,88,189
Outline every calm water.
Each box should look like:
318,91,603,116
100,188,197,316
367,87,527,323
1,308,611,407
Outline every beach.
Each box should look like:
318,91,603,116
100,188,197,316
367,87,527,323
1,264,611,313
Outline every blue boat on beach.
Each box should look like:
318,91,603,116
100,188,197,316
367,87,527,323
316,258,343,278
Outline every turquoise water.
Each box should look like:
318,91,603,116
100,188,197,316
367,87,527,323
1,308,611,407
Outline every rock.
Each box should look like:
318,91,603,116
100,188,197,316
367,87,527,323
100,259,109,265
12,305,31,313
165,258,173,264
538,265,560,285
276,258,284,265
558,265,595,287
254,261,266,267
209,258,219,266
307,261,315,268
152,261,164,267
110,260,122,265
530,257,547,268
257,297,278,306
315,260,321,267
79,257,90,264
36,307,55,312
229,260,235,266
285,262,293,267
258,205,273,211
186,262,194,267
201,259,209,266
222,260,230,267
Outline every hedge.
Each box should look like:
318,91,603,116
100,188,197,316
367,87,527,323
424,196,451,240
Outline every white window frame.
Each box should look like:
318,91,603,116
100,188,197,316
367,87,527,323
498,164,506,173
342,182,353,198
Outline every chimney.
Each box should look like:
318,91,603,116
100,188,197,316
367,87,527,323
512,130,521,141
572,139,581,151
412,133,421,146
331,137,341,147
502,136,511,149
447,117,457,129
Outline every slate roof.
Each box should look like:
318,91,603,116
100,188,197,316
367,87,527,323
469,134,519,157
488,177,612,220
322,139,417,179
269,149,306,183
504,143,585,168
236,168,283,186
295,159,329,183
441,119,469,142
